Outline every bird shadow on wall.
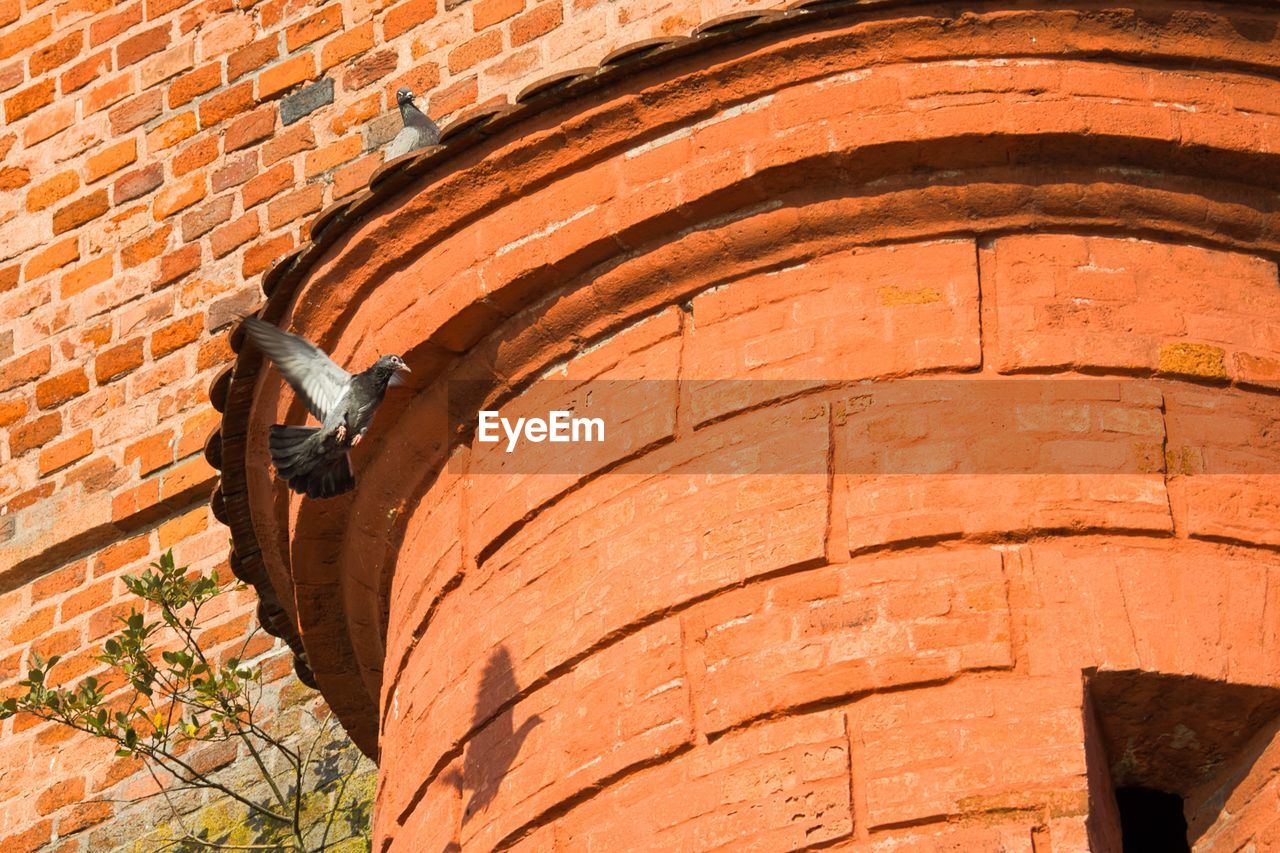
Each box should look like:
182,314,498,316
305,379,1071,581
441,645,543,835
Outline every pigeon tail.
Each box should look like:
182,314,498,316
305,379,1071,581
268,425,355,498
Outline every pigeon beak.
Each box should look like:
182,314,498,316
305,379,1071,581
400,363,411,373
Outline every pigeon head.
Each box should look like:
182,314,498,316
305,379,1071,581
396,87,415,106
374,354,410,373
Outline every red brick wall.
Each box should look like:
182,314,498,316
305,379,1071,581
203,4,1280,849
0,0,775,848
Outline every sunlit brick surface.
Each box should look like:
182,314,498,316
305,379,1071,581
7,0,1280,851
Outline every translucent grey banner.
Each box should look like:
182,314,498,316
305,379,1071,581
445,379,1280,475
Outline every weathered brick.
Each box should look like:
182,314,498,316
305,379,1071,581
320,22,374,71
511,2,562,46
30,560,86,600
124,429,173,475
473,0,524,31
116,24,170,68
198,80,253,127
89,3,141,46
25,237,79,280
0,60,19,93
84,73,134,116
36,369,89,409
429,75,477,116
279,77,332,125
180,194,234,242
158,505,207,549
329,91,380,135
30,31,83,78
448,30,501,74
257,52,317,101
60,578,115,621
5,481,54,514
241,161,293,208
385,0,436,40
28,172,79,213
139,41,193,87
159,455,214,501
95,338,144,383
153,171,206,220
113,162,163,204
196,332,233,369
22,100,76,146
61,50,113,94
224,105,275,152
47,189,104,236
36,778,87,818
262,122,315,165
121,224,172,268
0,396,26,427
342,49,395,91
53,0,111,26
241,233,293,277
108,88,162,133
304,135,362,177
266,184,323,229
93,534,149,576
212,151,257,191
151,314,203,359
61,255,114,297
4,79,55,122
196,10,251,57
173,135,220,177
10,411,61,456
157,244,201,288
58,801,112,837
145,110,197,152
0,164,28,190
210,213,260,258
39,430,93,475
1159,342,1227,379
146,0,190,19
168,62,221,107
227,36,278,81
85,139,138,183
286,5,342,51
333,153,380,199
0,15,51,62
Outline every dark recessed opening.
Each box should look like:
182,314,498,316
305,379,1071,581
1116,786,1190,853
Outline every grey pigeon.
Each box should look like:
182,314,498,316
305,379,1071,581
241,317,410,499
386,87,440,159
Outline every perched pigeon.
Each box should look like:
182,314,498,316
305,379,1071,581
241,317,410,499
385,87,440,159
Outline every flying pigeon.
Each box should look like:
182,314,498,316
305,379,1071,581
240,317,410,499
385,87,441,159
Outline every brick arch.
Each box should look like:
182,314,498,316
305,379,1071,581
222,4,1280,843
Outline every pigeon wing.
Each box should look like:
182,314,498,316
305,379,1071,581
242,317,352,423
404,104,441,146
386,126,418,160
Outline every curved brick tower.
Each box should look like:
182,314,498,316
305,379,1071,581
2,0,1279,849
209,1,1280,850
